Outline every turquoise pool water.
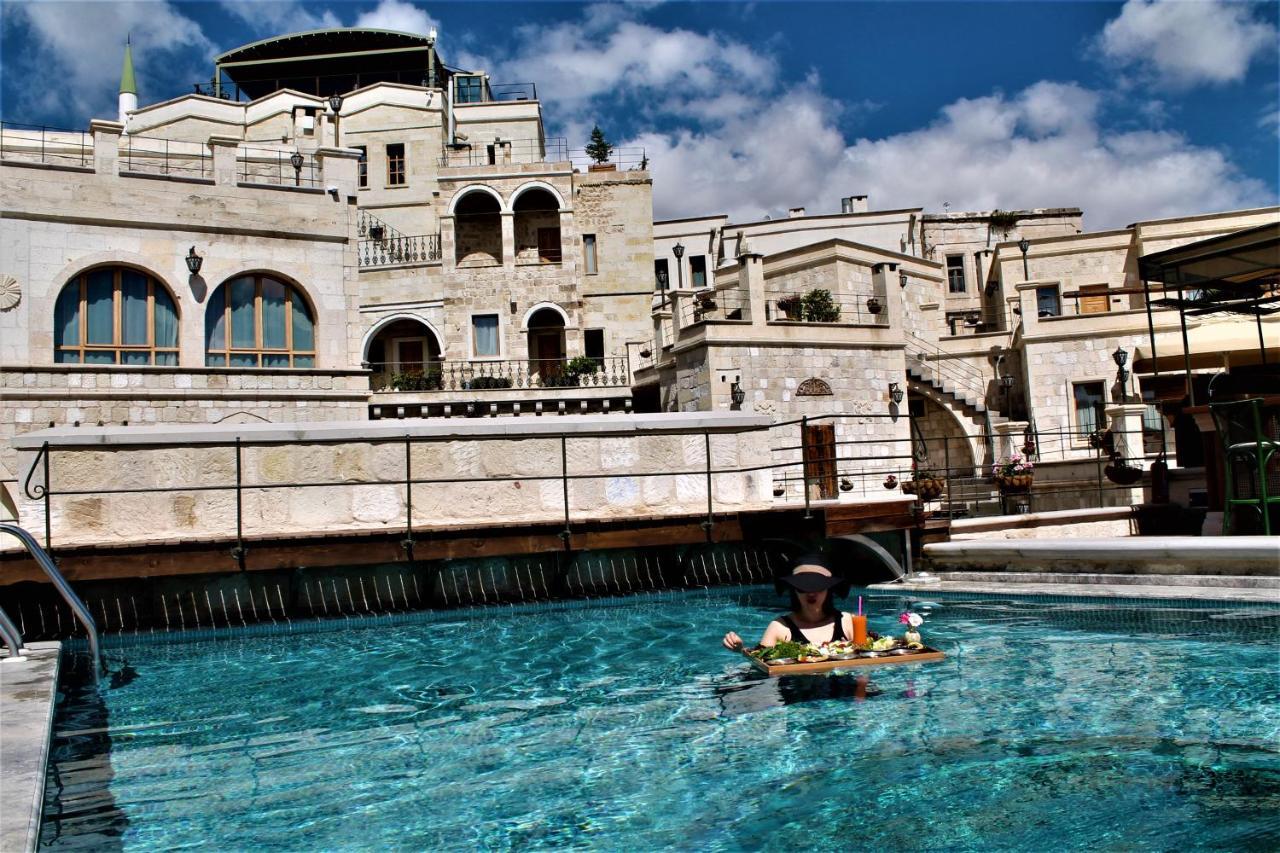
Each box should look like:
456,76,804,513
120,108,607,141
42,589,1280,851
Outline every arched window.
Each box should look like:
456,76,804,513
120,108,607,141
513,187,561,264
54,266,178,365
453,189,503,267
205,274,315,368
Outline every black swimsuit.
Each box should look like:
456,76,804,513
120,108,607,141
778,614,847,644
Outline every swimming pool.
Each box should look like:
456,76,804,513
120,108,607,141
41,589,1280,850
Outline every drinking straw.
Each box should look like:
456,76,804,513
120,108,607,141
858,596,863,616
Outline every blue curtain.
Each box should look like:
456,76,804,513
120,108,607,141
154,285,178,351
54,282,80,357
205,284,226,365
229,277,256,349
85,269,114,345
121,269,149,346
473,315,498,356
262,279,287,350
291,292,314,354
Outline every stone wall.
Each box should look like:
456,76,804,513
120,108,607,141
11,414,773,547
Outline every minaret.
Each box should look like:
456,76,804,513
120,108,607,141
118,37,137,128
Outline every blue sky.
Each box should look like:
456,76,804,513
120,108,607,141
2,0,1277,227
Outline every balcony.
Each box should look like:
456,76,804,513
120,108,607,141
369,356,632,394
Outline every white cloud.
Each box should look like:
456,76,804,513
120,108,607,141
353,0,439,36
220,1,340,35
2,1,215,122
481,7,1272,229
1096,0,1277,88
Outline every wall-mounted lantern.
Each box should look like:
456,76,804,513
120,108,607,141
290,150,304,186
889,382,904,405
185,246,203,275
730,380,746,407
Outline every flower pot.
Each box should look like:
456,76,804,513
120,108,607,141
1105,463,1143,486
839,479,853,492
916,478,945,500
772,487,786,498
866,297,882,315
883,475,898,489
904,629,922,646
900,480,917,495
997,474,1033,495
588,163,617,172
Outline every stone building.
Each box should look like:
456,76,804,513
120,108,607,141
0,28,655,518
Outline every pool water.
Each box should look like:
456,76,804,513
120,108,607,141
42,589,1280,851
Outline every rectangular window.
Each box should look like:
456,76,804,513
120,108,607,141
654,259,669,290
946,255,966,294
472,314,499,357
690,255,707,289
585,329,605,363
1036,285,1061,317
455,75,486,104
1073,381,1106,435
386,143,405,186
583,234,598,274
537,228,562,263
354,146,367,188
1079,283,1111,314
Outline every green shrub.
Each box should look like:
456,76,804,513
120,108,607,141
466,375,512,390
801,288,840,322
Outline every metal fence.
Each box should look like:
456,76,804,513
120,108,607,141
358,234,441,267
369,356,632,392
237,145,320,188
439,137,568,168
568,146,649,172
676,289,752,326
120,135,210,179
765,290,889,326
0,121,91,168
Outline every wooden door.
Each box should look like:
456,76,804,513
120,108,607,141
393,338,425,372
803,423,838,500
1079,284,1111,314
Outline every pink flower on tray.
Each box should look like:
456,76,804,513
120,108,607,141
898,611,924,628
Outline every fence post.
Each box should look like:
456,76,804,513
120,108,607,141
230,437,246,569
42,442,52,551
402,435,415,560
801,416,813,520
702,430,714,542
559,435,571,550
943,434,952,517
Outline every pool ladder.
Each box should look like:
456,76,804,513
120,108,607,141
0,523,101,684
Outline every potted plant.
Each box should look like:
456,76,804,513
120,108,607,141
561,355,601,387
866,296,883,315
466,375,513,390
901,464,945,499
776,294,803,320
801,288,840,322
839,478,854,492
883,474,898,489
773,485,786,498
992,454,1035,494
585,125,615,172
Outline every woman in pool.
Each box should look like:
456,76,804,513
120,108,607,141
722,556,855,651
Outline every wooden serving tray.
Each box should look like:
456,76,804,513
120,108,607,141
744,646,945,676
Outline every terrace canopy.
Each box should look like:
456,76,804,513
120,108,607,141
212,28,445,100
1135,222,1279,402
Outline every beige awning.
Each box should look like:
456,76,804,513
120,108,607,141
1134,314,1279,371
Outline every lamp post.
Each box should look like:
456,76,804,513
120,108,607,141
672,242,685,290
1112,346,1130,402
328,93,344,146
289,150,304,186
1018,237,1030,281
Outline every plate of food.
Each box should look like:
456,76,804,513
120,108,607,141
748,639,820,667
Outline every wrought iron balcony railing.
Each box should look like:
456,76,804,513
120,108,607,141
369,356,631,393
359,234,441,267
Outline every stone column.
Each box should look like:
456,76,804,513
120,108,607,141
738,250,765,327
1106,403,1150,505
871,263,898,330
993,420,1030,462
207,135,240,187
501,211,515,269
668,290,689,341
90,119,122,176
440,214,455,272
653,301,672,350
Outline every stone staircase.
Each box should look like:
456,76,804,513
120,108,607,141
906,356,1007,428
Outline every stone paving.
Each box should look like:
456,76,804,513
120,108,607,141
0,641,60,853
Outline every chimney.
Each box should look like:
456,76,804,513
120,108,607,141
788,207,806,218
841,195,868,214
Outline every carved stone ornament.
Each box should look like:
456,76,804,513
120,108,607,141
0,275,19,311
796,377,833,396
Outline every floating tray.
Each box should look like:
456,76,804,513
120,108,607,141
744,646,945,676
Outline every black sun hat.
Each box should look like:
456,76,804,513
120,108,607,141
774,554,848,595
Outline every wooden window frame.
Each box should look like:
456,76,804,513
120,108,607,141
1071,379,1107,438
205,274,316,369
946,255,966,294
55,268,179,365
354,145,368,189
1078,283,1111,315
386,143,406,186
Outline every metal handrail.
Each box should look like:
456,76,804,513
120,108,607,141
0,523,100,683
0,604,24,660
